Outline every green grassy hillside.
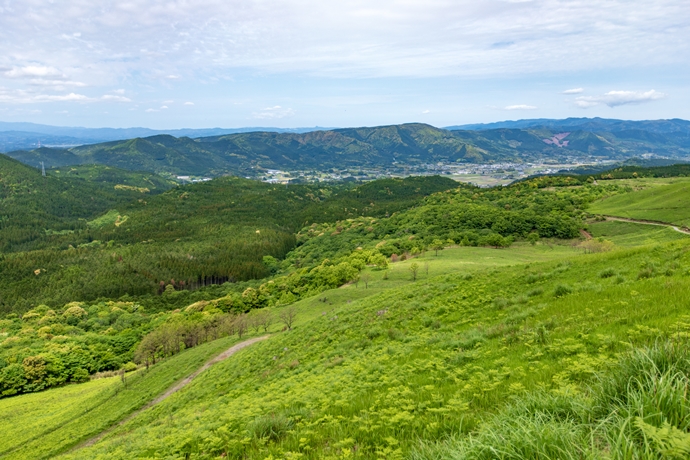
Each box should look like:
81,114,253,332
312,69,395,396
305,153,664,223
56,239,690,459
0,335,243,459
588,177,690,226
4,174,690,459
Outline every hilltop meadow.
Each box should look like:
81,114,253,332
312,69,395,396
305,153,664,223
1,160,690,459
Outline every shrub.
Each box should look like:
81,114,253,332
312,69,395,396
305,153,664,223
366,328,382,339
527,287,543,297
554,284,572,298
387,328,404,341
599,267,616,278
637,268,655,279
248,414,294,441
122,362,138,372
456,329,487,349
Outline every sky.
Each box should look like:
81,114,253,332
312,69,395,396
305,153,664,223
0,0,688,129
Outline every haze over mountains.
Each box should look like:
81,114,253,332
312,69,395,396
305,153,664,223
0,122,332,152
2,118,689,177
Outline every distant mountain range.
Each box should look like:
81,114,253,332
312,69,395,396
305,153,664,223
3,119,690,177
446,117,690,134
0,122,333,152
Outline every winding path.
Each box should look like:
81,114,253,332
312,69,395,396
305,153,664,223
72,335,270,452
601,215,690,235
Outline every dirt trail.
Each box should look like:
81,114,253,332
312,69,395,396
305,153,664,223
602,215,690,235
72,335,270,452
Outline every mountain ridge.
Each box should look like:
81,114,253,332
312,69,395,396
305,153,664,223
4,120,690,176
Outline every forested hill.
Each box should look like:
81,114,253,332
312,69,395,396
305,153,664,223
0,155,175,252
0,174,459,311
7,121,690,176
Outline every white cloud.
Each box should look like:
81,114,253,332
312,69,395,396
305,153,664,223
252,105,295,119
112,89,126,94
0,0,687,82
184,101,195,106
160,105,169,109
422,109,430,114
145,108,157,112
101,94,131,102
3,66,63,79
34,93,90,102
562,88,584,94
504,104,537,110
575,90,666,108
27,79,86,87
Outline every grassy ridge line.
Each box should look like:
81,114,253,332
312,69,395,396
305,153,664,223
588,177,690,226
589,220,690,247
62,240,690,459
0,334,244,460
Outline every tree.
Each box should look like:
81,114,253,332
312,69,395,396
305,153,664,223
484,233,511,249
235,314,248,338
410,262,419,281
370,253,389,270
256,309,274,332
527,232,540,246
361,273,371,289
432,239,445,256
424,261,429,276
279,306,297,331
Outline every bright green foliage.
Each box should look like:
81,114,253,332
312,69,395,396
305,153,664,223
412,342,690,459
0,296,263,398
589,220,690,247
0,335,242,459
589,177,690,226
57,240,690,459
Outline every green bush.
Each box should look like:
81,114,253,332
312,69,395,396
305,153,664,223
599,267,617,278
248,414,294,441
553,284,572,297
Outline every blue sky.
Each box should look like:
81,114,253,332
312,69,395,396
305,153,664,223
0,0,688,129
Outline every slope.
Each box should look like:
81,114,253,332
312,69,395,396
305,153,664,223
0,334,248,460
0,242,579,460
0,175,459,312
61,239,690,459
0,154,175,252
588,177,690,227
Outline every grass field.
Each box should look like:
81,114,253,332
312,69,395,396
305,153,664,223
58,239,690,459
589,220,690,247
0,242,578,459
9,174,690,459
0,334,245,460
266,243,581,326
588,177,690,226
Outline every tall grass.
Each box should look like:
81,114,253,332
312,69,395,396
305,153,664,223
411,341,690,460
